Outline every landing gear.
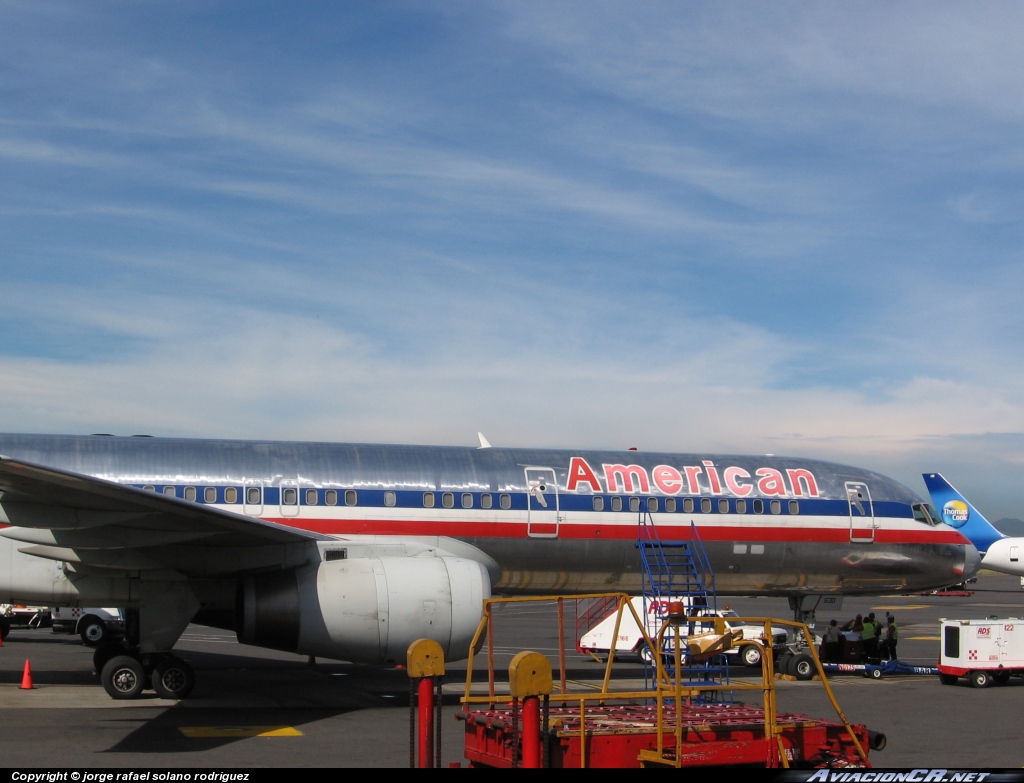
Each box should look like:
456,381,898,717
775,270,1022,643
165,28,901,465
93,642,126,675
101,655,146,700
96,647,195,700
150,654,195,700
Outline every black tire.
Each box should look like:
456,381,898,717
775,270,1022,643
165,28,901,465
80,618,108,647
792,653,815,681
150,655,195,700
969,670,992,689
101,655,146,700
638,643,655,665
939,673,959,686
93,643,125,675
0,617,10,641
994,671,1011,685
740,645,762,668
776,652,793,675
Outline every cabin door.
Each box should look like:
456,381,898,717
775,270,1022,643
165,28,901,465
846,481,876,543
525,467,561,538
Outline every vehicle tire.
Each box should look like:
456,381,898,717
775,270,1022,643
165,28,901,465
740,645,762,668
776,652,793,675
80,618,108,647
637,643,653,665
969,670,992,689
994,671,1011,685
0,617,10,641
791,653,815,681
101,655,146,700
150,655,195,700
870,667,883,679
938,673,959,686
93,643,125,675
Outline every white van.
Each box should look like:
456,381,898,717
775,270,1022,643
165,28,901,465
50,607,125,646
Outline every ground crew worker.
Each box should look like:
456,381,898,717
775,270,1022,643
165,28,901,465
886,617,898,660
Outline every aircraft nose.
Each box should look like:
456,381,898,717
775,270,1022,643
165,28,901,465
957,543,982,579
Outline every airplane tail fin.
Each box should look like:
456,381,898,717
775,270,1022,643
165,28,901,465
922,472,1005,554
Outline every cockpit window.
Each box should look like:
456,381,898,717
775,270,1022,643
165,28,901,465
913,503,941,526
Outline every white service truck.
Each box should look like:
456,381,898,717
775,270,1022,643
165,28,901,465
578,597,787,668
937,616,1024,688
50,607,126,647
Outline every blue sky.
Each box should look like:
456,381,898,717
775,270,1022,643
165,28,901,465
2,1,1024,518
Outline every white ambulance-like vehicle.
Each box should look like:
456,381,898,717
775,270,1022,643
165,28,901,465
938,617,1024,688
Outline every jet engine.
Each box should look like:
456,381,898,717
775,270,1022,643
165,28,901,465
237,556,490,664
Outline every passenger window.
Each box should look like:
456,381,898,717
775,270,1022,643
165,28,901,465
789,500,799,514
325,490,338,506
499,494,511,509
143,485,155,492
718,499,729,513
665,498,676,512
480,493,492,509
735,499,746,514
629,497,640,512
345,490,357,506
246,487,260,504
753,499,764,514
224,487,238,504
701,498,711,513
462,493,473,508
683,498,694,513
442,492,454,508
647,497,658,513
423,492,435,508
384,491,396,507
163,486,176,497
184,486,197,502
204,487,217,503
611,497,623,512
282,488,297,505
306,489,318,505
770,500,781,514
593,496,604,511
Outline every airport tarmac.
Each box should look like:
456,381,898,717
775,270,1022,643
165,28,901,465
0,572,1021,769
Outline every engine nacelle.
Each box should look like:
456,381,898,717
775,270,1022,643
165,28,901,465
237,556,490,664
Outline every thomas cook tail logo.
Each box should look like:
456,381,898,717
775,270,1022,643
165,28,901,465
941,500,970,528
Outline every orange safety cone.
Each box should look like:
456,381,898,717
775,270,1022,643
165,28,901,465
20,660,34,690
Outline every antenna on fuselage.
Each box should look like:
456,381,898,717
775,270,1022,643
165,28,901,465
477,432,492,449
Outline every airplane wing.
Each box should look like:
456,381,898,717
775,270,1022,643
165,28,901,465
0,456,329,578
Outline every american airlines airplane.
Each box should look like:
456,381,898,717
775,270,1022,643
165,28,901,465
0,433,978,700
923,472,1024,576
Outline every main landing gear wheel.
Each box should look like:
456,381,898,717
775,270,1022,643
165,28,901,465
101,655,146,700
150,655,195,700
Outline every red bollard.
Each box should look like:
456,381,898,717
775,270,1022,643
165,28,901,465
417,676,435,768
407,639,446,769
521,694,542,768
509,651,552,769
